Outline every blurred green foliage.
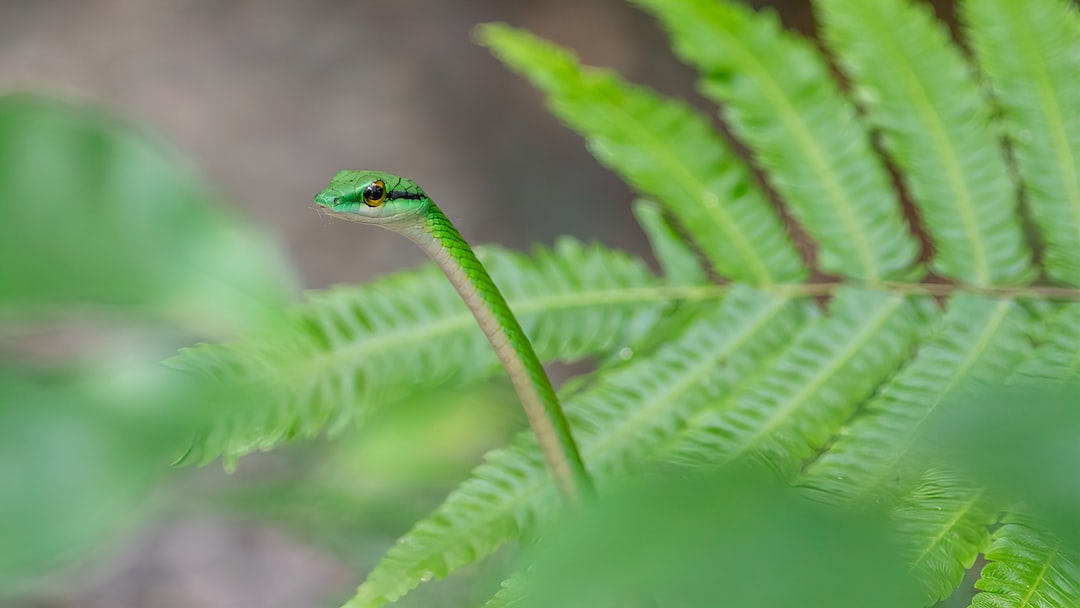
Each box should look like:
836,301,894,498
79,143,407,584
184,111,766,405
514,466,921,608
924,385,1080,551
0,92,294,597
0,91,527,608
0,360,244,591
0,93,294,332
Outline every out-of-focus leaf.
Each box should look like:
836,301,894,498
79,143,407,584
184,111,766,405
0,92,289,596
510,466,920,608
0,357,263,595
921,385,1080,550
0,93,295,333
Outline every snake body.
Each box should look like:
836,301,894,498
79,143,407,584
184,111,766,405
315,170,593,503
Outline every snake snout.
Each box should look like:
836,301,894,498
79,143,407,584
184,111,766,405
314,189,342,207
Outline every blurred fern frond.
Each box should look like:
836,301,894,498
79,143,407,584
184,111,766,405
172,239,671,464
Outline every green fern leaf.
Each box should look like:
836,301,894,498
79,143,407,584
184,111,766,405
632,0,919,281
668,288,932,476
972,515,1080,608
893,470,996,605
963,0,1080,286
476,23,806,286
801,295,1036,505
343,287,813,608
172,240,666,464
817,0,1032,286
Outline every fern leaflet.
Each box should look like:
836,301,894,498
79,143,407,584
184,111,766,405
632,0,919,281
964,0,1080,286
972,515,1080,608
479,573,527,608
892,470,996,605
800,296,1037,505
632,199,709,286
1011,303,1080,383
668,288,931,476
818,0,1032,286
477,23,806,286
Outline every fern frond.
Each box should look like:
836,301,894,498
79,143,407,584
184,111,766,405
172,240,666,464
892,469,996,605
963,0,1080,286
343,288,813,608
972,515,1080,608
818,0,1032,286
632,0,919,281
801,295,1036,505
476,24,806,286
667,288,931,476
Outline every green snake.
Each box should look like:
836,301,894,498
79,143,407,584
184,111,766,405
315,170,594,504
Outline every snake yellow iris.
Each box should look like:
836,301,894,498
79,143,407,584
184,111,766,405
315,170,594,504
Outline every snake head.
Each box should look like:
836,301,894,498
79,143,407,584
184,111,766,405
315,170,430,225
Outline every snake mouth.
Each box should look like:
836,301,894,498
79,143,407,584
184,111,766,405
315,202,424,226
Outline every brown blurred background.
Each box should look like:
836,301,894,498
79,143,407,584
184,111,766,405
0,0,831,291
0,1,954,606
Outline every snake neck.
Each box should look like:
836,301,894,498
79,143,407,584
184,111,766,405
396,205,593,503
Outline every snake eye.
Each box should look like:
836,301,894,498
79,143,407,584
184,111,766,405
362,180,387,207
